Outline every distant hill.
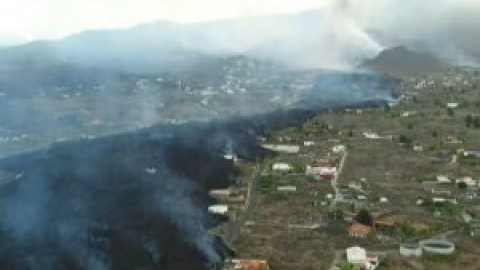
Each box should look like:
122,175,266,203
361,46,449,78
0,10,382,73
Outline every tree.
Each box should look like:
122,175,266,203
329,209,344,221
399,135,413,148
474,117,480,128
355,209,373,226
465,114,473,127
447,108,455,116
457,182,468,189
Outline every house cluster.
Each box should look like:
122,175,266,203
209,189,246,203
421,175,480,203
347,217,396,239
207,188,249,216
448,175,478,188
304,144,345,180
336,179,369,205
306,166,337,181
412,73,476,91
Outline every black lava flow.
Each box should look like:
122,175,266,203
0,99,388,270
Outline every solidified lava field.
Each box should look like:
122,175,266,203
0,101,387,270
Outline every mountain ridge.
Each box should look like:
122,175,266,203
361,46,449,78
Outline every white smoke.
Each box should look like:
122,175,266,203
175,0,480,69
345,0,480,65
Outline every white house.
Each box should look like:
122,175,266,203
332,144,346,153
356,195,367,201
437,175,452,184
303,141,315,147
446,103,459,109
346,246,367,265
223,153,238,162
456,176,477,187
401,111,417,117
262,144,300,154
363,132,381,139
272,163,292,171
433,197,457,204
413,145,424,152
416,198,425,205
208,205,229,215
348,182,363,190
306,166,337,180
276,186,297,193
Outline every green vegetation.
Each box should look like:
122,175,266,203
416,175,437,183
447,108,455,116
338,263,354,270
355,209,373,226
465,114,480,128
259,175,274,192
290,161,306,173
399,134,413,148
436,201,463,216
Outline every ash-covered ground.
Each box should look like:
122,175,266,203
0,56,400,157
0,103,390,270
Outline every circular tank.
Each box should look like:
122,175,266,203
400,242,423,257
419,239,455,255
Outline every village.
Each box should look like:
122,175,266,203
207,67,480,270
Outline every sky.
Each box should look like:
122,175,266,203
0,0,328,44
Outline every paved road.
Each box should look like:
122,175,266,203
329,151,348,210
226,159,262,243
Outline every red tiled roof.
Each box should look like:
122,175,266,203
349,223,373,237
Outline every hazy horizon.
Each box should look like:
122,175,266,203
1,0,479,68
0,0,330,45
